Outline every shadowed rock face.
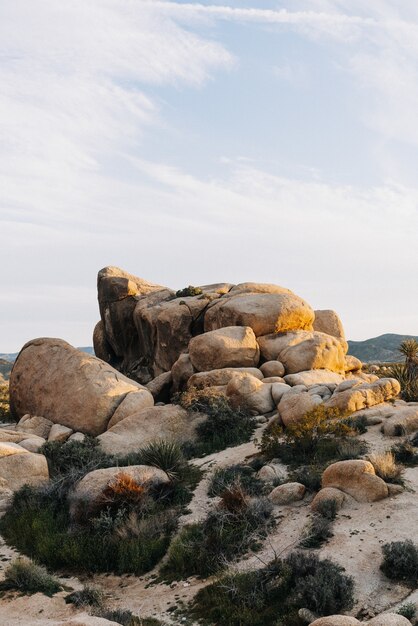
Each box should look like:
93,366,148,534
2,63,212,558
9,338,154,435
94,267,317,383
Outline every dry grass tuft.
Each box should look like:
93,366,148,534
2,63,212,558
369,451,403,483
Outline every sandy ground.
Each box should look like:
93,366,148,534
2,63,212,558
0,419,417,624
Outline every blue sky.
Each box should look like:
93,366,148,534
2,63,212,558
1,0,417,351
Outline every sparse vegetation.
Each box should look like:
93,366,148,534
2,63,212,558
385,339,418,402
259,405,366,467
0,383,13,422
299,514,334,549
65,584,105,609
2,557,61,596
392,440,418,466
41,436,112,478
381,540,418,586
368,451,404,484
161,484,274,580
176,387,256,457
175,285,203,298
189,551,354,626
397,602,416,620
208,464,265,497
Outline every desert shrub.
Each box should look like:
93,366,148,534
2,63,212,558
397,602,416,620
299,514,334,549
0,383,13,422
189,551,354,626
98,472,147,513
315,497,338,520
161,493,274,580
65,584,105,608
336,438,368,460
290,465,322,492
177,388,256,457
176,285,203,297
342,414,368,434
392,440,418,466
95,610,166,626
41,437,112,478
2,557,61,596
381,540,418,585
208,464,265,497
368,451,404,484
259,405,361,466
387,343,418,402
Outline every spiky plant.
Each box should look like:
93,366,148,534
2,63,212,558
139,440,186,481
399,339,418,380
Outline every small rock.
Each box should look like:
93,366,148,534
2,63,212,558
268,482,306,505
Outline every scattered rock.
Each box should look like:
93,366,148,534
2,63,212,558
19,437,46,452
311,487,347,512
381,406,418,436
322,460,389,503
271,382,292,404
0,442,49,491
48,423,73,443
257,463,288,482
260,360,285,378
17,414,53,439
268,482,305,505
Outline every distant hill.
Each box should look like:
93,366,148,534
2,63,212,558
348,333,418,363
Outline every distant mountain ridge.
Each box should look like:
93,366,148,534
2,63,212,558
348,333,418,363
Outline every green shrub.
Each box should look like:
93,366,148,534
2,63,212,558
381,540,418,585
258,406,360,466
0,383,13,423
66,584,105,608
208,464,265,497
315,498,338,521
161,494,274,580
289,465,322,492
392,440,418,466
175,285,203,297
189,551,354,626
41,437,112,478
397,602,416,620
177,388,256,457
3,557,61,596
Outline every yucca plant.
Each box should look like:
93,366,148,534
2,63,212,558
139,440,186,482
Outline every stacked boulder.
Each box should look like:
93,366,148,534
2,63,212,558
7,267,405,458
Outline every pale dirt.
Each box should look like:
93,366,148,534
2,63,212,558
1,418,418,624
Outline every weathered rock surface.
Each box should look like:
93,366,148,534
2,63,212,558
311,487,347,512
258,330,346,374
268,482,305,505
10,338,154,436
284,370,344,387
205,292,314,336
48,423,73,443
99,405,205,456
226,373,275,414
0,442,49,491
278,390,323,426
189,326,259,372
188,367,263,389
310,618,361,626
380,405,418,436
146,371,172,403
16,414,53,439
367,614,412,625
344,354,363,372
69,464,170,520
171,353,196,392
325,378,401,414
322,460,389,503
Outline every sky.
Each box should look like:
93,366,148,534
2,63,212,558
1,0,418,352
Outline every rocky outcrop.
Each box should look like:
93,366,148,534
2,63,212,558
0,442,49,491
226,372,275,414
322,460,389,503
325,378,401,414
188,367,263,389
9,338,154,436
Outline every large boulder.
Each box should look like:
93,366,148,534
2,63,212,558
69,465,170,521
258,331,346,374
313,309,346,343
204,292,315,337
0,442,49,491
268,482,305,505
188,326,259,372
260,360,285,378
16,414,53,439
325,378,401,414
10,338,154,436
322,460,389,503
226,372,275,414
98,405,205,456
188,367,263,389
278,390,323,426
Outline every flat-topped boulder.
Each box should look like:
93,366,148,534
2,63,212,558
9,338,154,436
